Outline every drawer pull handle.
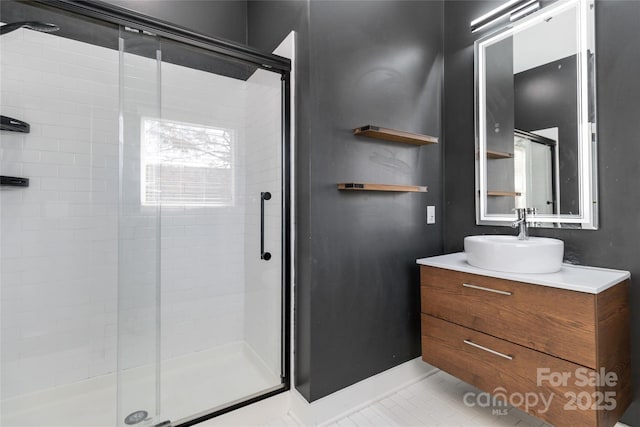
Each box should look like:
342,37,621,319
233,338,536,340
464,339,513,360
462,283,512,296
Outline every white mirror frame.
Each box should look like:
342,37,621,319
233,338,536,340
475,0,598,229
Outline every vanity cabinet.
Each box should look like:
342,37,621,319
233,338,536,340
417,253,631,427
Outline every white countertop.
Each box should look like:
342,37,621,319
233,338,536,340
416,252,630,294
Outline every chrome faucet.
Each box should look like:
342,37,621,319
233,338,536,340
512,207,537,240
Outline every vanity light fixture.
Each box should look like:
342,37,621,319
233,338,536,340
470,0,542,33
509,2,541,22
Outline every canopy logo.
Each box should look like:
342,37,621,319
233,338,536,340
463,367,618,416
462,387,554,415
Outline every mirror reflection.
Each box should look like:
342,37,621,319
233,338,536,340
475,0,597,229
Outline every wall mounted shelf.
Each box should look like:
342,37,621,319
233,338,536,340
486,150,513,159
353,125,438,146
1,116,30,133
487,191,521,197
338,183,427,193
0,176,29,188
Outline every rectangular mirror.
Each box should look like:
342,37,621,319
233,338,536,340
475,0,597,229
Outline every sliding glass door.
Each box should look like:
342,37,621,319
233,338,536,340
117,28,288,427
117,27,163,427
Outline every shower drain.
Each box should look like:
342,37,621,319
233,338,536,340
124,410,149,425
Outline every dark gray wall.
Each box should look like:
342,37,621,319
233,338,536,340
249,0,444,402
444,1,640,424
104,0,247,44
248,0,308,53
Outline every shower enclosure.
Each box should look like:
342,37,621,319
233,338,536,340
0,1,291,426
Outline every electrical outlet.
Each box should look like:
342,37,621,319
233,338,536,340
427,205,436,224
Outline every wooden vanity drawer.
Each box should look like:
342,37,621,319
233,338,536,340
420,265,597,368
422,314,598,426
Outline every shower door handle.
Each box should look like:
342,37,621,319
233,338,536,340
260,192,272,261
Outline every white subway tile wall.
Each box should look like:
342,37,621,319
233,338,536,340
1,27,120,399
159,60,248,361
244,69,284,378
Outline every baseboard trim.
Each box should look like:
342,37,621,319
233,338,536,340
291,357,437,426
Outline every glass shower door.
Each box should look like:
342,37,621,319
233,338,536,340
117,27,163,427
117,29,286,426
157,37,285,425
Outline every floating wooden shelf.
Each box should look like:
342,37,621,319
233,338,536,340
338,183,428,193
486,149,513,159
353,125,438,146
487,191,521,197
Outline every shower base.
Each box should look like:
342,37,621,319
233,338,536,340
1,342,280,427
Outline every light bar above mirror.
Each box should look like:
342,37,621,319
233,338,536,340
470,0,542,33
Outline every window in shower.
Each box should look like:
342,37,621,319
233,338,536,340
141,117,235,206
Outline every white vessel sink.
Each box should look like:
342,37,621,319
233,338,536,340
464,235,564,274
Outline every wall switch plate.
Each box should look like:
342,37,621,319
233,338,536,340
427,205,436,224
